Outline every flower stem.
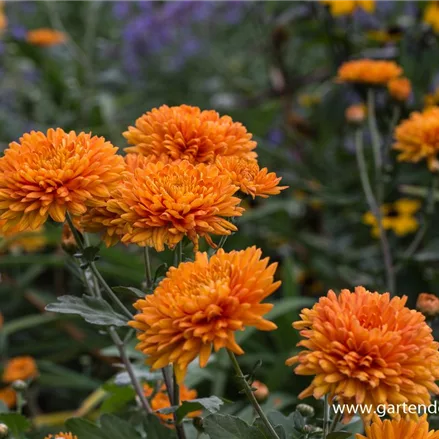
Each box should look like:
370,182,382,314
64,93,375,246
109,326,153,414
227,350,280,439
328,410,343,435
143,247,153,290
322,395,329,438
355,129,395,293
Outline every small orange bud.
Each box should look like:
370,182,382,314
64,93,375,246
345,104,367,124
388,77,411,102
416,293,439,317
252,380,269,401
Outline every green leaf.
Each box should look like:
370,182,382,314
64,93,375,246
112,286,145,298
2,314,60,336
101,383,136,413
143,414,175,439
203,414,268,439
81,245,101,262
65,418,107,439
326,432,352,439
0,413,31,439
45,295,128,326
253,417,287,439
157,396,224,423
99,414,142,439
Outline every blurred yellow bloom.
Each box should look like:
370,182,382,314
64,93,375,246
26,28,66,46
387,77,412,102
2,356,38,383
0,2,7,33
366,29,402,44
424,87,439,107
0,226,46,253
362,199,421,238
424,2,439,33
345,103,367,124
0,387,16,408
337,59,402,86
298,94,321,108
321,0,375,16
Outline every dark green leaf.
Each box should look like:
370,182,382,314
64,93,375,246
203,414,267,439
143,414,175,439
99,414,142,439
326,433,353,439
65,418,107,439
82,246,101,262
45,295,128,326
101,383,136,413
0,413,31,439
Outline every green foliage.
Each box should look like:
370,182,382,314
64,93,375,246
45,295,128,326
0,414,31,439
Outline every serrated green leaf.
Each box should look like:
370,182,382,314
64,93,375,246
100,384,136,413
203,414,268,439
0,413,31,439
45,295,128,326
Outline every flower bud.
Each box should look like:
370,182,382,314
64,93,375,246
296,403,315,417
61,223,78,254
0,423,9,438
11,380,27,392
345,104,367,124
252,380,269,402
416,293,439,317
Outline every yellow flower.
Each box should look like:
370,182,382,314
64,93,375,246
424,2,439,34
363,199,421,238
0,128,125,232
287,286,439,421
26,28,66,46
321,0,375,16
357,414,439,439
2,356,38,383
393,107,439,171
0,226,46,253
366,28,402,44
83,158,243,251
130,247,279,383
337,59,403,85
388,77,412,102
144,383,201,427
124,105,257,164
0,1,7,33
345,104,367,124
424,87,439,108
215,156,288,198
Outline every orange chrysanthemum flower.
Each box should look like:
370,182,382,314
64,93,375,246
388,77,412,102
357,414,439,439
393,107,439,171
0,128,125,232
2,356,39,383
26,28,66,46
130,247,280,383
144,383,201,427
337,59,403,85
44,433,77,439
0,387,16,408
286,286,439,420
215,156,288,198
123,105,257,164
85,159,243,251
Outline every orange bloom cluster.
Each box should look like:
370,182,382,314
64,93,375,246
44,433,77,439
26,28,66,46
337,59,403,85
393,106,439,171
287,286,439,420
388,77,412,102
124,104,257,163
144,383,201,426
130,246,280,383
0,128,125,233
0,387,16,409
2,356,38,383
82,157,243,251
357,414,439,439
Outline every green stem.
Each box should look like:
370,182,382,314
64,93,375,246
143,247,153,290
367,89,383,200
109,327,153,414
396,176,439,271
328,410,343,434
355,129,395,293
322,395,329,438
227,350,280,439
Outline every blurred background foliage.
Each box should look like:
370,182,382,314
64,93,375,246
2,1,439,437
